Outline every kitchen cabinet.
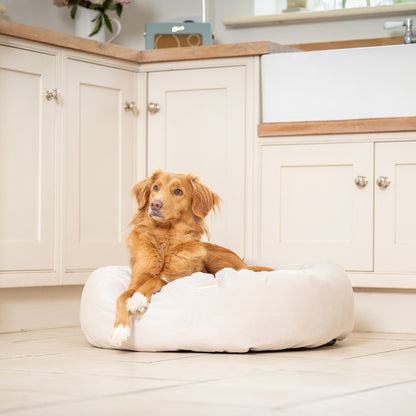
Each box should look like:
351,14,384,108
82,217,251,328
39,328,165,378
374,141,416,273
63,58,137,272
0,45,57,273
259,139,416,274
0,37,140,287
0,33,260,286
145,59,257,257
260,142,373,271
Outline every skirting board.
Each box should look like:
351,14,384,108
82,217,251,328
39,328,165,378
0,286,415,335
0,286,83,333
353,289,416,334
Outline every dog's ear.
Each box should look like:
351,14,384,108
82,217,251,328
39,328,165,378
131,170,162,210
190,176,221,219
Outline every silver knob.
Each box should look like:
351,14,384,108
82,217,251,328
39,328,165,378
124,101,136,112
354,176,368,188
376,176,391,188
45,89,60,101
147,102,160,114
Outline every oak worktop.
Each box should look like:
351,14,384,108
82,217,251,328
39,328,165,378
0,19,295,63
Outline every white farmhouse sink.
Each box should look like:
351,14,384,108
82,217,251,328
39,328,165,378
261,44,416,123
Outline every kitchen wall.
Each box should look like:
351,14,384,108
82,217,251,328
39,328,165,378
1,0,201,49
2,0,411,49
212,0,413,45
2,1,415,335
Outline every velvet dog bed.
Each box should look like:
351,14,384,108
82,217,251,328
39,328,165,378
80,263,354,352
80,262,354,353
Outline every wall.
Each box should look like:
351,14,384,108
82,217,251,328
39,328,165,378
2,0,415,335
211,0,413,46
1,0,202,50
2,0,412,50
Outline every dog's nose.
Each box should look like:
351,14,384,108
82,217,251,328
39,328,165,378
150,199,163,211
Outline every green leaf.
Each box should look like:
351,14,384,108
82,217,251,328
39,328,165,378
89,14,103,37
103,13,113,33
116,4,123,17
70,4,77,20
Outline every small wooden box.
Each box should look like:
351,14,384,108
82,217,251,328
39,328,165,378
145,22,213,50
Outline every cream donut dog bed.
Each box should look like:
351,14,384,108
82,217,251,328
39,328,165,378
80,262,354,353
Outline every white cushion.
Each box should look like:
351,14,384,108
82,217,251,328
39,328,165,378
80,263,354,353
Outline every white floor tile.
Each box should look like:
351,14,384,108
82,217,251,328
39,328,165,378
0,328,414,415
0,368,184,398
351,331,416,341
270,379,416,416
274,336,416,360
2,395,262,416
0,390,70,414
123,368,412,409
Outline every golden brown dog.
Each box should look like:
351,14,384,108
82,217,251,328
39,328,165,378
112,170,272,346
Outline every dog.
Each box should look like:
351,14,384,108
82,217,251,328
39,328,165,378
112,170,273,346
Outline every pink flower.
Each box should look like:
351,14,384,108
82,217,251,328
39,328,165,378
52,0,72,6
113,0,133,4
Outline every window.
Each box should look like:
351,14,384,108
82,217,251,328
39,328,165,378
254,0,416,14
312,0,415,12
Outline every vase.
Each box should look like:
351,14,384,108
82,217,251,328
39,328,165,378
74,6,121,43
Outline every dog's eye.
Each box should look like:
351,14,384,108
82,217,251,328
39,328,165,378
174,188,183,196
153,185,158,192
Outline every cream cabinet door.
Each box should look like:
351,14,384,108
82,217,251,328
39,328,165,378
63,59,137,271
147,66,246,256
375,141,416,273
0,46,56,271
260,143,373,271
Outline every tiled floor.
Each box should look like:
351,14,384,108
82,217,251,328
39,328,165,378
0,328,415,415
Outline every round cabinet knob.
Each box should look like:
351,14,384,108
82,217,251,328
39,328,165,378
376,176,391,189
147,102,160,114
354,176,368,188
124,101,136,112
45,89,60,101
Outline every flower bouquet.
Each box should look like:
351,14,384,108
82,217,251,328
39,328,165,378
53,0,132,37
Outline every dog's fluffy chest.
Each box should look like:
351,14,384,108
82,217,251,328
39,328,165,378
142,225,200,258
155,234,174,258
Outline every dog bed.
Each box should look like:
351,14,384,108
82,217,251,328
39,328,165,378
80,262,354,353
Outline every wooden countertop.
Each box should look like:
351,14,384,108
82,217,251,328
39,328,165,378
139,41,297,63
0,19,140,62
0,19,295,63
258,117,416,137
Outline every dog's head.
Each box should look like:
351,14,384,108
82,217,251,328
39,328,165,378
132,170,221,227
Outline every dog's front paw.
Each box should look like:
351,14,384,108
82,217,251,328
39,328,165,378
111,324,131,347
126,292,148,314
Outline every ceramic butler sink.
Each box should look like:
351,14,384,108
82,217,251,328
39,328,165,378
261,44,416,123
